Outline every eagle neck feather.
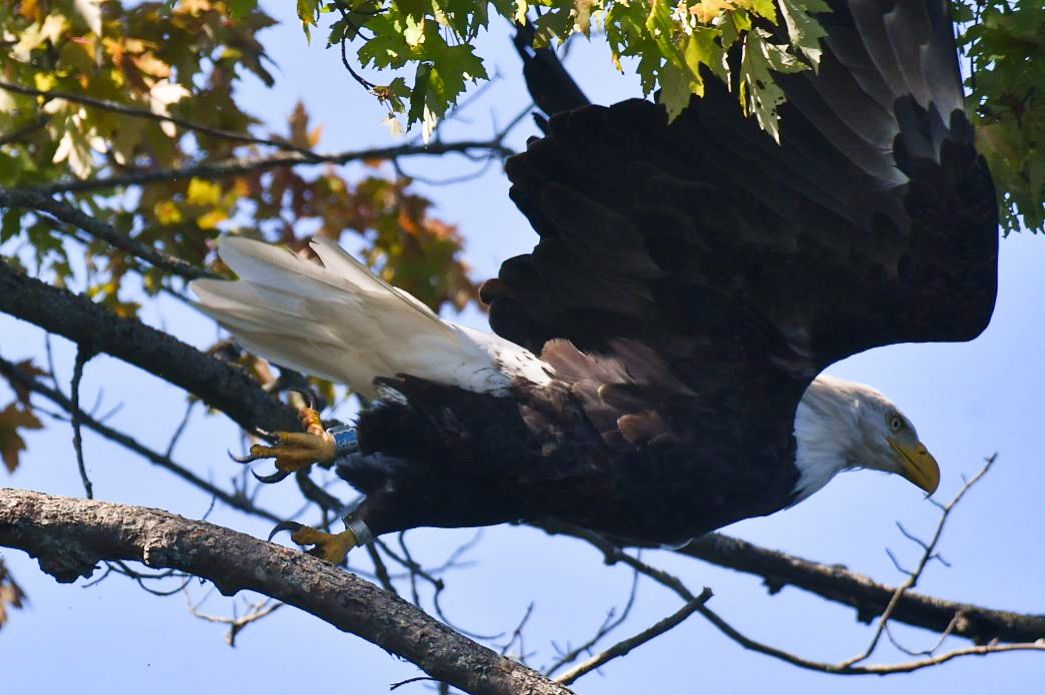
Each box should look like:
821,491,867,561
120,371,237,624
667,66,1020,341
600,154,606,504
790,376,868,503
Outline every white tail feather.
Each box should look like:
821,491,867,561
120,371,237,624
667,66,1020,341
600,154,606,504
190,237,552,398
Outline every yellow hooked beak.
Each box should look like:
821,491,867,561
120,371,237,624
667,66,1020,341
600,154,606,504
888,438,940,495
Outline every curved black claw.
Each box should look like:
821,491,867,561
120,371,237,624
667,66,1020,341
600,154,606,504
252,467,292,484
228,449,262,465
268,520,305,542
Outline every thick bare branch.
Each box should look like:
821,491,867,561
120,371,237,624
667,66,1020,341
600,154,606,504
675,534,1045,645
0,488,572,695
536,520,1045,645
0,261,296,433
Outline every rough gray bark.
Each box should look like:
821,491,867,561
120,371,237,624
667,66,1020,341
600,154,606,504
0,488,572,695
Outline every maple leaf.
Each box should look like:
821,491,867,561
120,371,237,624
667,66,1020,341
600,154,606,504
6,360,48,406
0,402,44,474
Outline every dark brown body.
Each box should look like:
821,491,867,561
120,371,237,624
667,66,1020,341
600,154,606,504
339,375,799,545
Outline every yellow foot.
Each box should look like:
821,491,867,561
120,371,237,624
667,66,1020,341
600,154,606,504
269,521,357,564
231,404,335,483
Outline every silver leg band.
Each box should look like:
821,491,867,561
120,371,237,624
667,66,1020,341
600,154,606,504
345,517,374,546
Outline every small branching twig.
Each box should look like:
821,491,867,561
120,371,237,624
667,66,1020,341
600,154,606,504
188,593,284,647
498,602,535,660
103,559,192,597
840,455,998,668
555,588,713,686
545,569,640,676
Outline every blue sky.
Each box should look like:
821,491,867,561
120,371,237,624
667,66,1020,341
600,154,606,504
2,3,1043,692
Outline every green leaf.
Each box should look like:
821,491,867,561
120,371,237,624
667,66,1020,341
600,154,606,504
227,0,258,19
778,0,830,67
0,209,22,244
659,63,693,121
739,28,807,142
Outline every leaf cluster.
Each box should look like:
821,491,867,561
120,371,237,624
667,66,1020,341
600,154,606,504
952,0,1044,235
292,0,828,142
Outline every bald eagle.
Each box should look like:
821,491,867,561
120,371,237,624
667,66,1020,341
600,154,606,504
190,0,997,562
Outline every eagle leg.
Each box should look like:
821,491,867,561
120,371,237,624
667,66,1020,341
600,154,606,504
269,521,358,564
229,404,336,480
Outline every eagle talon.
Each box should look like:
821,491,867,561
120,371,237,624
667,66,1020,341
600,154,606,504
234,404,337,482
268,520,304,542
268,520,357,564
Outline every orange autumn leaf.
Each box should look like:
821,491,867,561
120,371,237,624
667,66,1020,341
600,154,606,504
0,402,44,473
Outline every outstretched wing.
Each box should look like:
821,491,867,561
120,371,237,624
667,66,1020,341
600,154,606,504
484,0,998,448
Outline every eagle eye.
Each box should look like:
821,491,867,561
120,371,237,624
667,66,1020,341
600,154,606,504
888,414,903,432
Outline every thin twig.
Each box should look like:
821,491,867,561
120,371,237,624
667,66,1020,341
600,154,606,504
545,569,640,676
28,140,516,196
498,602,535,659
389,676,438,691
0,115,48,146
692,597,1045,675
0,80,320,158
365,544,398,595
70,345,94,499
555,588,713,686
165,401,196,459
187,593,284,647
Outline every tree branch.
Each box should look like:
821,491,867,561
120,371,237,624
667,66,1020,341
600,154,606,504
0,188,217,280
0,354,282,524
23,141,516,196
2,255,1042,647
0,488,572,695
535,519,1045,645
555,588,712,686
0,261,296,433
674,533,1045,645
0,80,320,158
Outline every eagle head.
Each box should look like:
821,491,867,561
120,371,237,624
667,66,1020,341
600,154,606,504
791,375,940,503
